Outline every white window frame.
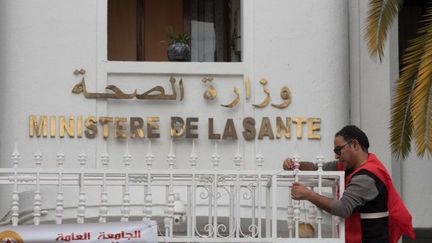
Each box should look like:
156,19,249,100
97,0,252,76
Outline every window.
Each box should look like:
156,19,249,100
108,0,242,62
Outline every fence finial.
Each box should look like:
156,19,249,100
211,141,220,169
56,151,65,169
292,153,301,176
167,139,176,169
11,143,20,226
256,148,264,169
123,140,132,169
78,152,87,169
316,153,324,171
11,143,20,169
100,144,110,170
234,139,242,170
145,140,154,169
34,148,43,168
189,140,198,168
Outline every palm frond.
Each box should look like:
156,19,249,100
411,7,432,158
390,12,432,160
391,69,414,160
365,0,403,61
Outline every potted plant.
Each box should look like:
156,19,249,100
167,31,191,62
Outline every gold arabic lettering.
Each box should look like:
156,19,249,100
72,69,183,101
252,78,271,108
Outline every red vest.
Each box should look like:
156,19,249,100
341,154,415,243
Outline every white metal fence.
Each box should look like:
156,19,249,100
0,143,344,243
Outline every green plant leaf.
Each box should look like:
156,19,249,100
168,32,190,45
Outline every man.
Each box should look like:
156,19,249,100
284,125,415,243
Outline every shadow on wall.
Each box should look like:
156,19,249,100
403,229,432,243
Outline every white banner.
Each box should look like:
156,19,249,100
0,221,158,243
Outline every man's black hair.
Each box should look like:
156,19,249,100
335,125,369,152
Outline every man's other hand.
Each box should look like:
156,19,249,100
283,158,294,170
291,182,312,200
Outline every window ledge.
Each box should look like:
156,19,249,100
103,61,246,75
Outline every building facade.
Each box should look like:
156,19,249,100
0,0,430,241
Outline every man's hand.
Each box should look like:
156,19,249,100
291,182,312,200
283,158,295,170
291,182,334,213
283,158,318,171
